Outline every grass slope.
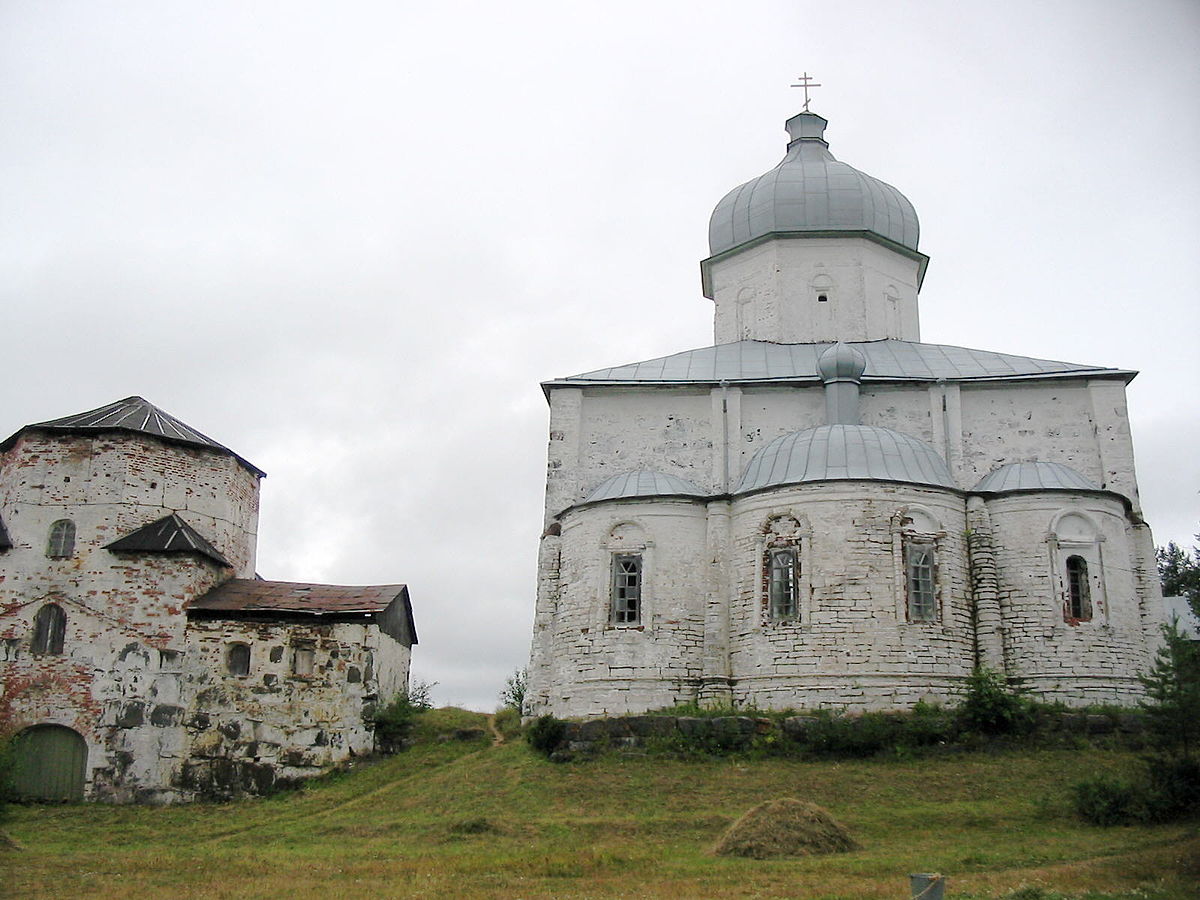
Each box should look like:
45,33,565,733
3,709,1197,899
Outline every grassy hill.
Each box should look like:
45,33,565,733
3,708,1197,899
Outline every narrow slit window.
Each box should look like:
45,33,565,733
31,603,66,655
767,547,799,620
611,554,642,624
905,541,937,622
1065,555,1092,621
47,520,76,558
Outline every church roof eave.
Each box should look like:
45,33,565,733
700,230,930,298
541,340,1135,394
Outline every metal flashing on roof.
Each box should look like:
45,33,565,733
972,461,1101,494
1,396,265,478
546,339,1132,391
583,470,708,504
104,513,231,567
736,424,955,494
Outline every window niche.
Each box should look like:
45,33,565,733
226,642,251,676
291,644,316,677
605,521,649,627
1050,511,1104,625
759,514,807,624
46,519,76,559
894,507,943,624
31,603,67,655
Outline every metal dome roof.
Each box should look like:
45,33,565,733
708,112,920,257
972,461,1100,493
583,470,708,504
735,424,954,494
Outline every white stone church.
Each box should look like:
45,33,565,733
526,108,1163,718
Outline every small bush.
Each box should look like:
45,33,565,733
525,714,566,758
370,680,435,752
1142,755,1200,822
957,667,1035,736
1072,774,1139,826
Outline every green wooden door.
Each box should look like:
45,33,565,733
12,724,88,802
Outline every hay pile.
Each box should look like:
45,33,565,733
713,798,860,859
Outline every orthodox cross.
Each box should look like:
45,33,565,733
790,72,822,112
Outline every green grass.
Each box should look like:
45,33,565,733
2,709,1197,899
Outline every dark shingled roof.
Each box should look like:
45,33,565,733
1,396,265,478
105,513,231,567
189,580,417,646
0,515,11,551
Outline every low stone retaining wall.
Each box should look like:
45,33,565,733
549,710,1145,760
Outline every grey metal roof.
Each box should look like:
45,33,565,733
973,461,1100,493
736,424,955,494
583,470,708,504
1,396,265,478
708,112,920,257
549,340,1132,388
104,513,231,567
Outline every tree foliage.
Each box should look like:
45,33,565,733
1139,620,1200,759
1156,532,1200,617
499,667,528,714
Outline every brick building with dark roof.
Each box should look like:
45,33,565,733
0,397,416,803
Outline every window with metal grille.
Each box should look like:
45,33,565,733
905,541,937,622
31,603,66,655
767,547,799,620
46,519,75,558
227,643,251,676
1066,555,1092,621
611,554,642,624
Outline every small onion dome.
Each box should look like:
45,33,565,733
583,470,708,504
973,461,1100,493
708,112,920,257
817,341,867,383
736,424,954,494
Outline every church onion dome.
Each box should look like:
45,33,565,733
583,470,708,504
817,341,868,383
736,424,954,494
972,461,1100,493
0,395,265,478
708,111,920,258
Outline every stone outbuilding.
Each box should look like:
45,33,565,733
0,396,416,803
526,109,1163,718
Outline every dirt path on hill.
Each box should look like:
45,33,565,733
486,714,505,746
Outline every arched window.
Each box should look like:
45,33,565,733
31,603,66,655
46,520,75,558
1050,510,1102,625
1065,555,1092,622
606,521,648,627
227,643,251,676
896,507,941,623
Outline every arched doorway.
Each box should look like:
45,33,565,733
11,724,88,802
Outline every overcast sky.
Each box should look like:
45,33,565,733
2,1,1197,710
